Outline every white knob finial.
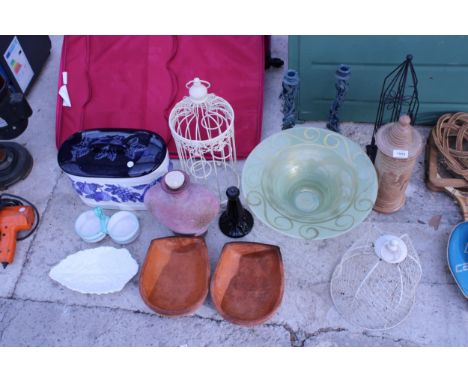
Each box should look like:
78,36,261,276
188,77,209,103
374,235,408,264
387,239,399,252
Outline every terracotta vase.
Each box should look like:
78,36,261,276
373,115,423,213
144,170,220,235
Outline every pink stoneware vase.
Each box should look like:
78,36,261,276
144,170,220,235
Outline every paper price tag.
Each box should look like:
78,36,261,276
393,149,409,159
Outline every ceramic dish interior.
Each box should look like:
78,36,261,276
210,242,284,326
74,209,107,243
242,127,378,240
107,211,140,245
139,236,210,316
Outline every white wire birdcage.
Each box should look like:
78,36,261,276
168,78,238,201
330,226,422,331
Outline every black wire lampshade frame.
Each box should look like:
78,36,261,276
366,55,420,162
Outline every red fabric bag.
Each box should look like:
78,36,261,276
56,36,265,158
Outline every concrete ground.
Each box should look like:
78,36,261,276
0,36,467,346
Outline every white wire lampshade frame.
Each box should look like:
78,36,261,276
330,226,422,331
168,78,239,200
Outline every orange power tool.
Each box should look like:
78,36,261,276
0,205,35,269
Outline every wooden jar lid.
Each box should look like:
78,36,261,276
376,115,423,159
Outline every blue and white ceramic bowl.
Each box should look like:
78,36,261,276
58,129,171,210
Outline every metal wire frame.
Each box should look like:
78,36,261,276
169,87,238,202
367,55,420,162
330,226,422,331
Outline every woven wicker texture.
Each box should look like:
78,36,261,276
432,112,468,181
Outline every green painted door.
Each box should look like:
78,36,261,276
289,36,468,125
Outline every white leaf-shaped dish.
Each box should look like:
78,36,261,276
49,246,139,294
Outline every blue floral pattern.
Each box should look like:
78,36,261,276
72,178,159,204
71,162,173,204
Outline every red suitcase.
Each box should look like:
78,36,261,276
55,36,265,159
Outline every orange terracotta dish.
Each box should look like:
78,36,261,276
211,242,284,326
139,236,210,316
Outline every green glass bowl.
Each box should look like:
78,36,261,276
242,127,378,240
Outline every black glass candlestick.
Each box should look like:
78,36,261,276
219,186,254,238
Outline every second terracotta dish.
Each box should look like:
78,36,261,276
210,242,284,326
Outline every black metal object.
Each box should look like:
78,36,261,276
0,73,33,189
0,37,49,190
0,142,33,190
265,56,284,69
264,35,284,70
0,74,32,139
366,55,419,162
280,69,300,130
0,36,52,95
327,64,352,133
219,186,254,238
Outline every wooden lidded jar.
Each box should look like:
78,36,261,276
373,115,422,213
